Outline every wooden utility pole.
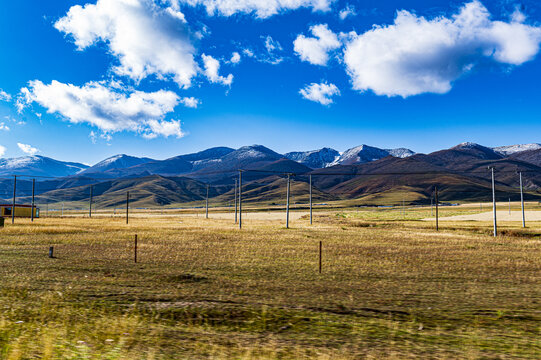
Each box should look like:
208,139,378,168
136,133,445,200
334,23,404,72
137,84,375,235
206,184,209,219
89,185,93,218
309,174,313,225
490,167,497,237
11,175,16,224
239,170,242,229
234,178,238,224
126,191,130,224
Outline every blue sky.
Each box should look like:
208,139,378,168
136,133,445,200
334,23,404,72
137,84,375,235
0,0,540,165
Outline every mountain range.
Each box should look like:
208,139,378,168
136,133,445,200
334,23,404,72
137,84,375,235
1,142,541,207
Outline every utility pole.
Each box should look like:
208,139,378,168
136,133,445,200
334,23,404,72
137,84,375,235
89,185,93,218
519,172,525,228
309,174,313,225
509,197,511,215
286,174,291,229
490,167,497,237
234,178,238,224
435,186,439,231
11,175,16,224
126,191,130,224
239,170,242,229
31,178,35,222
205,184,209,219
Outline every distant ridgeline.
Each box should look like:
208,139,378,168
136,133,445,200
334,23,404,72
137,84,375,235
0,143,540,207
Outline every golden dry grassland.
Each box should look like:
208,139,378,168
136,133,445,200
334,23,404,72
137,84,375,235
0,205,540,359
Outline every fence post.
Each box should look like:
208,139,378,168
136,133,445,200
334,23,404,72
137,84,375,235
319,241,322,274
49,246,54,258
134,234,138,263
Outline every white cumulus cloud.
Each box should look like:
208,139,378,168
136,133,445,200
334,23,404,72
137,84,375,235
339,4,356,20
294,24,341,66
202,54,233,86
0,145,6,157
18,143,39,155
299,82,340,105
0,89,11,102
55,0,197,88
230,52,241,64
19,80,184,139
343,0,541,97
180,0,334,18
0,123,10,131
180,96,200,108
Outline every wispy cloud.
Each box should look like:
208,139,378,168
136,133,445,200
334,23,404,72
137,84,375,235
0,89,11,102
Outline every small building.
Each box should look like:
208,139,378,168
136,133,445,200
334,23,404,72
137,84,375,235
0,204,39,218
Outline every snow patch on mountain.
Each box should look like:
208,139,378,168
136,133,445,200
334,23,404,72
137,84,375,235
493,143,541,156
386,148,415,158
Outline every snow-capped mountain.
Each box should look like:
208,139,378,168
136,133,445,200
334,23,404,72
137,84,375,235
493,143,541,156
193,145,283,173
329,145,415,166
284,148,340,168
80,154,154,174
0,155,88,177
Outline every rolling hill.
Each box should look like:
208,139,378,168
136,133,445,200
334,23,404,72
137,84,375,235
2,142,541,207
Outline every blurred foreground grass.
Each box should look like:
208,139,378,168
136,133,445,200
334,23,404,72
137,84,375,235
0,207,540,359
